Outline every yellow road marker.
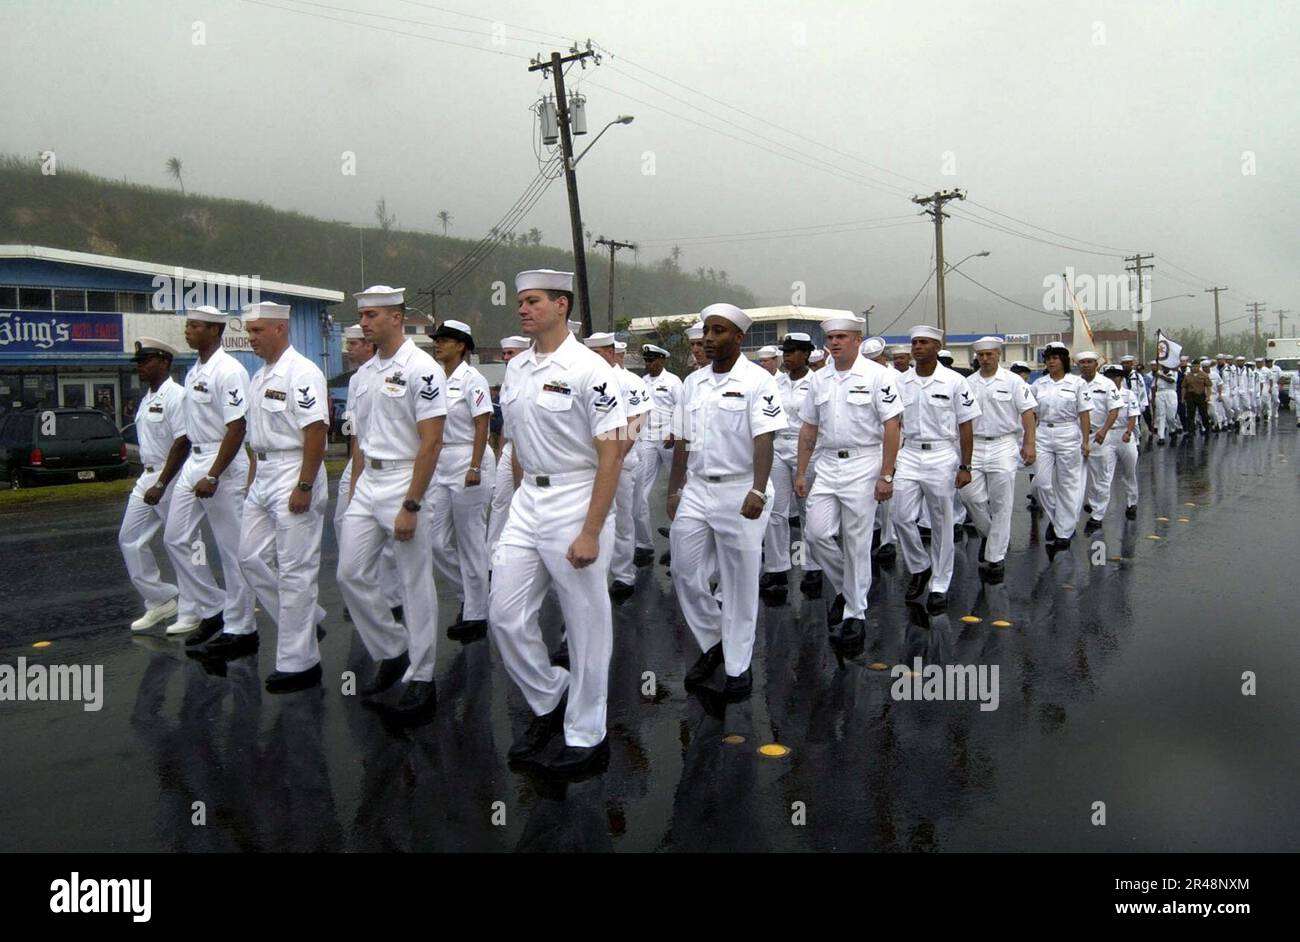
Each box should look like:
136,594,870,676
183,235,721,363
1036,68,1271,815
991,620,1013,628
32,641,51,648
961,615,982,624
1147,534,1162,540
723,735,746,745
758,744,791,758
868,662,889,671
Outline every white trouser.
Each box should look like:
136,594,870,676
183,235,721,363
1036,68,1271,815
1154,389,1179,438
1084,440,1117,520
762,436,798,573
239,457,327,673
892,444,959,593
609,450,640,585
874,500,895,545
119,469,188,614
1106,430,1138,510
489,474,614,748
487,441,515,564
670,475,772,677
430,443,496,620
804,449,880,619
632,434,674,551
335,459,401,609
337,464,439,683
1032,424,1085,539
958,434,1018,563
163,450,255,633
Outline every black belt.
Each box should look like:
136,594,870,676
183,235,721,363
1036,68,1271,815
369,458,415,470
144,465,157,473
977,434,1012,441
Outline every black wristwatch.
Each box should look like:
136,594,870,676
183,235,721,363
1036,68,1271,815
402,499,422,512
958,464,971,472
296,481,312,492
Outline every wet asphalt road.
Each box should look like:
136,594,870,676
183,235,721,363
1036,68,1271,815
2,421,1298,852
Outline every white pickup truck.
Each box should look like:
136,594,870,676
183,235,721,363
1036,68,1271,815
1265,337,1299,405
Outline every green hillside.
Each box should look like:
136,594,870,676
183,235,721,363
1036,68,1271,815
0,156,756,340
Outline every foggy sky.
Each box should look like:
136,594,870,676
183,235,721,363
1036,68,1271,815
3,0,1296,336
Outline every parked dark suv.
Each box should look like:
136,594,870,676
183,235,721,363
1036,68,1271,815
0,408,129,488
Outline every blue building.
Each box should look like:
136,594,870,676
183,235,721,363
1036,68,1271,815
0,245,343,427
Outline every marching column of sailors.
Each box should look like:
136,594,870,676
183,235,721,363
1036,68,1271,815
116,273,1297,777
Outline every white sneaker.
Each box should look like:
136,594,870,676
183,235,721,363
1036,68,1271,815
131,598,178,632
164,615,202,636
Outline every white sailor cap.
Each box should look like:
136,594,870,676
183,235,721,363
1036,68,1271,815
1120,354,1136,363
431,319,475,349
353,285,405,308
1102,364,1124,377
809,349,826,363
1009,360,1031,371
910,324,944,342
972,336,1003,352
614,341,627,352
938,349,954,360
568,320,582,335
860,336,886,357
1254,357,1265,363
185,305,228,324
685,322,704,340
756,345,780,359
1235,355,1246,361
1044,341,1069,353
515,269,574,293
1216,352,1228,358
642,343,669,358
889,345,910,356
584,332,617,348
343,325,365,340
500,335,531,350
1200,358,1213,366
133,337,178,360
1076,350,1100,361
1149,359,1158,366
822,315,866,333
701,302,752,332
241,301,291,320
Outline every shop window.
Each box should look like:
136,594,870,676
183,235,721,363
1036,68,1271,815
18,288,52,310
116,292,150,313
743,322,778,348
86,290,117,312
54,289,87,311
0,287,16,309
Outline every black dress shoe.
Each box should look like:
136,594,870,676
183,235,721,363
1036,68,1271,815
1045,521,1057,542
800,570,822,596
685,643,723,689
905,569,931,602
550,639,570,670
926,591,948,613
447,618,488,641
393,679,437,722
827,593,846,627
659,550,671,566
508,693,567,761
390,605,404,624
1083,503,1093,514
953,523,964,539
872,542,896,562
361,651,409,697
633,547,655,566
1084,517,1103,533
184,612,225,648
203,631,259,659
265,662,322,694
918,525,932,543
657,526,671,538
978,536,988,563
610,580,635,600
723,667,752,700
545,737,610,777
1054,535,1072,549
837,617,865,649
1125,505,1137,520
788,515,800,529
985,559,1005,577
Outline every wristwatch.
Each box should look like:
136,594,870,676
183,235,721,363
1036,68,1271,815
880,473,894,484
203,475,219,487
748,488,768,504
296,481,312,492
958,464,971,472
402,499,422,512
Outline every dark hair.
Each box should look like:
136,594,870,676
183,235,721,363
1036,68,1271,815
542,289,574,314
1043,349,1070,372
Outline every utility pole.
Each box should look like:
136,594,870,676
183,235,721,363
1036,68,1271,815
594,236,636,332
1247,301,1267,357
1274,308,1291,339
861,304,875,336
415,287,453,323
1125,253,1154,361
529,43,601,336
911,189,965,333
1205,285,1228,350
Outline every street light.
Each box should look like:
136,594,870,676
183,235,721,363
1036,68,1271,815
571,115,634,168
944,249,990,273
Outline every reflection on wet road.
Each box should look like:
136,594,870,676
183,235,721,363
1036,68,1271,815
2,427,1298,851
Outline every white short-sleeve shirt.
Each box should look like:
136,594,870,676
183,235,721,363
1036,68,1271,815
134,376,186,467
777,369,817,438
1032,373,1091,425
797,356,902,449
676,354,787,477
182,347,251,445
898,363,981,443
442,361,494,446
1082,374,1123,429
247,345,329,453
641,368,683,442
353,339,448,462
616,365,652,422
499,332,628,476
968,366,1036,437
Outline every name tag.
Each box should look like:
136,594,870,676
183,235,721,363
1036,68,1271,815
542,382,571,396
264,389,287,401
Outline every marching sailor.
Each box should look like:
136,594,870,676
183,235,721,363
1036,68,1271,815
686,321,708,372
238,302,330,692
1119,355,1150,443
755,345,781,376
794,315,902,649
428,319,495,640
631,344,683,565
1030,342,1092,549
1094,363,1139,520
861,335,899,561
336,285,447,722
808,349,827,371
1151,359,1180,445
1078,351,1122,531
120,338,189,632
668,303,784,698
762,331,819,599
488,269,627,775
487,335,531,562
162,305,257,652
890,325,979,611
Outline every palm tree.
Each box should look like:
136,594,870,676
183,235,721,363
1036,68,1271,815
695,267,706,281
669,245,682,271
437,210,452,235
165,157,185,195
719,270,729,287
527,227,542,246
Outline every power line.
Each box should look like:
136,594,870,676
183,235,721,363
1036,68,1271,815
639,217,925,247
947,267,1050,316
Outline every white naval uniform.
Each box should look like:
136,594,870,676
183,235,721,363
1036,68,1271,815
336,366,401,609
163,347,256,633
119,377,190,614
959,367,1036,564
238,345,330,673
609,365,652,585
429,361,496,621
487,438,514,562
765,368,816,574
1093,385,1139,517
336,340,448,683
1082,375,1123,522
1151,367,1180,439
1030,373,1090,540
798,356,902,620
488,333,628,749
632,367,684,552
1211,365,1230,426
891,364,980,594
1122,370,1149,436
670,354,784,676
1268,364,1282,420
